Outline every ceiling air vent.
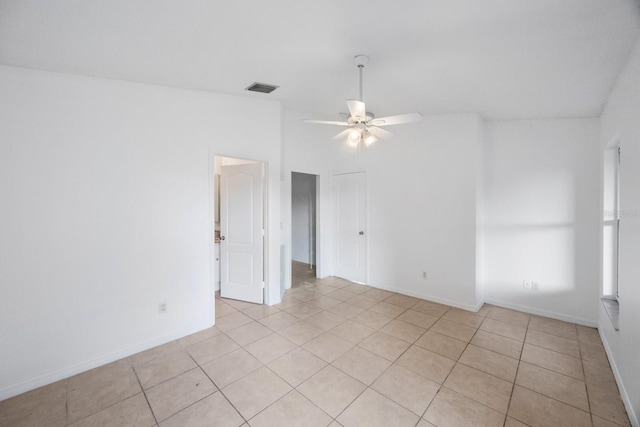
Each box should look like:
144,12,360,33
245,82,279,94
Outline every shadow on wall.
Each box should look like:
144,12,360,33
483,170,584,304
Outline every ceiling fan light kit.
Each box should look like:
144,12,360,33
303,55,423,148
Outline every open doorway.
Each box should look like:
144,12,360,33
291,172,318,287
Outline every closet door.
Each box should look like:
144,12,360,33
332,172,367,283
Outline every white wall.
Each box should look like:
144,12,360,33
0,66,281,399
599,37,640,427
284,109,604,325
282,110,335,288
291,172,316,264
329,114,484,310
482,119,601,325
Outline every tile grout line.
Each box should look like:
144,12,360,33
502,315,531,427
507,320,605,425
389,300,455,424
263,360,334,421
7,281,613,427
65,362,148,426
136,341,246,425
189,346,250,425
65,379,69,426
241,284,382,424
131,361,160,427
263,320,355,425
216,292,612,426
420,309,506,424
216,301,361,426
273,292,420,424
579,337,596,426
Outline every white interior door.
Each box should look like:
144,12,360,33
220,163,264,303
332,172,366,283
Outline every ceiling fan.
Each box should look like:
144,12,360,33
303,55,423,147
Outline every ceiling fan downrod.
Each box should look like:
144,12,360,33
358,63,364,102
354,55,369,103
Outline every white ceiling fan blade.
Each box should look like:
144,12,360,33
370,112,423,126
303,119,350,126
367,126,394,139
332,128,355,140
346,99,366,120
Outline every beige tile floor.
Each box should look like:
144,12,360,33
0,262,631,426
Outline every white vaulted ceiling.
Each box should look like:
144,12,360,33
0,0,638,120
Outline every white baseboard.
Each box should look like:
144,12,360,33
483,298,598,327
369,283,483,312
0,321,214,402
355,283,598,326
598,328,639,427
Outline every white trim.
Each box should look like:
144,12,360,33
263,161,271,305
208,148,217,325
0,321,214,401
599,328,639,427
484,298,598,327
289,170,322,279
367,284,600,323
371,283,484,312
314,174,322,278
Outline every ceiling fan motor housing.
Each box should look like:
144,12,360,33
347,112,375,125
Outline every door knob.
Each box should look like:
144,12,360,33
221,236,226,240
359,231,364,235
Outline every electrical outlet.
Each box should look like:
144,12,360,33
422,271,427,280
522,281,531,290
159,302,167,313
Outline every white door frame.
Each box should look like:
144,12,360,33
290,171,321,274
209,153,269,322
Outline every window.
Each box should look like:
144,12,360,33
602,144,620,330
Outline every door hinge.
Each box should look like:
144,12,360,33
261,281,265,289
262,229,265,236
